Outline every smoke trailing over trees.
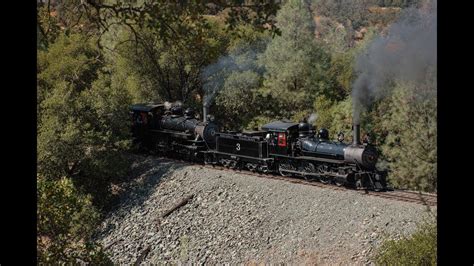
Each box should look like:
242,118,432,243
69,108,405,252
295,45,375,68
201,0,334,128
308,113,319,124
351,1,437,123
199,34,270,130
201,44,266,108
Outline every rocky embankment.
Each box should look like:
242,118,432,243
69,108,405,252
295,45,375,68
94,155,436,264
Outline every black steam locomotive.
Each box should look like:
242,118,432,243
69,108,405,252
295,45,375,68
130,103,389,191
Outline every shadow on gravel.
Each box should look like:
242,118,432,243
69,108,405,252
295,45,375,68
103,153,188,222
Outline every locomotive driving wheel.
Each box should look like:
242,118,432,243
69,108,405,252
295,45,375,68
278,160,294,177
317,164,329,184
278,166,291,177
319,176,329,184
302,162,316,181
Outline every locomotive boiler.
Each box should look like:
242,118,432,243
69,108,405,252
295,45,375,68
298,124,378,169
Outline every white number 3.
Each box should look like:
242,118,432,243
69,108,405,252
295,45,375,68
236,143,241,151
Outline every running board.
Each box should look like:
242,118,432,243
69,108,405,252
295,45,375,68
279,168,347,178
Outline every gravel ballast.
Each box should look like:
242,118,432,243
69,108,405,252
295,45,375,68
94,155,436,264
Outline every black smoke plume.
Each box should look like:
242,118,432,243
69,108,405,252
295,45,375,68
352,2,437,123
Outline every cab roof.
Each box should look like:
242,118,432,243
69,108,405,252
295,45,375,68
261,121,299,132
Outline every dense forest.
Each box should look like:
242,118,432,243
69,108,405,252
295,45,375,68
37,0,436,263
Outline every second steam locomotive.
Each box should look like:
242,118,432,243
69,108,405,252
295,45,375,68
130,102,389,191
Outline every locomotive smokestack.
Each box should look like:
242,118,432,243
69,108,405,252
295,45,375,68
353,124,361,145
203,104,209,123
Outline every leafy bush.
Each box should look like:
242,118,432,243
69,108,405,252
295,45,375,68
374,220,437,265
37,33,132,209
37,177,111,264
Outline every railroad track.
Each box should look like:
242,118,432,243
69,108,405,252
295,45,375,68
155,156,437,206
378,190,437,206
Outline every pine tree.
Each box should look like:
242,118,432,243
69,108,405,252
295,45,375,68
380,82,437,192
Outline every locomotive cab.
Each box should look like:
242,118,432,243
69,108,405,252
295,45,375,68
261,121,299,156
130,103,165,148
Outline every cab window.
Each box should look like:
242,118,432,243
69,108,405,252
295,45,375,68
277,132,286,147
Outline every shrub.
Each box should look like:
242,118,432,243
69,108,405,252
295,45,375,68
37,33,132,209
374,220,437,265
37,177,112,264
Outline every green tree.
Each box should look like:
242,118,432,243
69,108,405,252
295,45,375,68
37,33,102,121
104,19,228,107
37,4,60,49
311,95,355,140
61,0,282,46
323,48,356,100
379,82,437,192
207,26,269,130
259,0,332,120
215,70,264,130
37,0,100,49
37,33,132,208
37,177,111,264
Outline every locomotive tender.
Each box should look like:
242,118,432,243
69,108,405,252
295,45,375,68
130,103,388,191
